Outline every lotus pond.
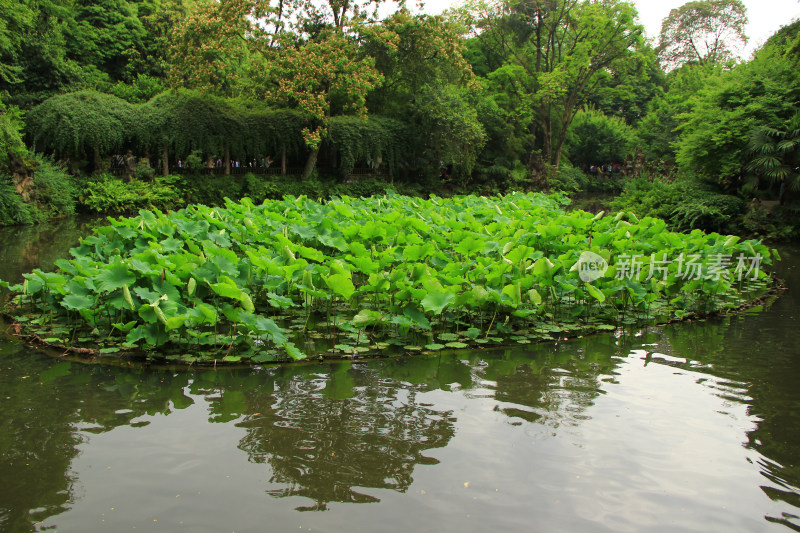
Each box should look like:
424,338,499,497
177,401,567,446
0,193,778,364
1,217,800,532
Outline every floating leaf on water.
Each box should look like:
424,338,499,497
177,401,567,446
252,352,279,363
425,343,446,351
444,341,468,349
438,332,460,342
99,347,121,354
463,327,481,339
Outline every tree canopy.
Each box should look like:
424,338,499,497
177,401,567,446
463,0,644,184
3,0,799,219
657,0,748,69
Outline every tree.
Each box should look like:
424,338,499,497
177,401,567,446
748,111,800,204
0,93,27,175
634,62,719,163
268,30,385,177
67,0,147,82
141,90,246,176
126,0,191,81
657,0,748,69
366,11,486,179
169,0,394,178
674,35,800,188
564,106,634,168
587,44,665,125
0,1,90,107
26,90,137,172
464,0,644,185
0,0,35,86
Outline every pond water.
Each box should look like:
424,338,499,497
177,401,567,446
1,220,799,532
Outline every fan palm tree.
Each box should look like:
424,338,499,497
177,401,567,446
747,111,800,205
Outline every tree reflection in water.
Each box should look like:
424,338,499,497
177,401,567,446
229,361,455,511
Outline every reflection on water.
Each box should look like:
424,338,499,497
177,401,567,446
235,364,454,510
0,218,99,286
0,221,799,532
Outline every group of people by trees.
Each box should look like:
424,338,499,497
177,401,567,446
0,0,798,234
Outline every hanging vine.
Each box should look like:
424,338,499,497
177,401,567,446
327,115,410,177
26,91,137,161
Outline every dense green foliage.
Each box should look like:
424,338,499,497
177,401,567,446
564,108,635,169
1,193,775,364
0,93,26,173
675,43,800,187
0,0,189,107
26,91,136,165
81,174,182,214
611,178,747,233
0,0,797,240
0,155,77,225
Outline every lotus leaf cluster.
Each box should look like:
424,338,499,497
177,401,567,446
0,192,776,364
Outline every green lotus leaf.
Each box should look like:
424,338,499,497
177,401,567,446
284,342,307,361
352,309,385,327
60,294,95,311
325,273,355,301
421,291,456,315
445,341,468,349
94,263,136,293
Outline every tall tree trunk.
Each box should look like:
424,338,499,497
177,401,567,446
224,145,231,176
281,146,287,175
301,147,319,179
93,147,101,174
162,145,169,177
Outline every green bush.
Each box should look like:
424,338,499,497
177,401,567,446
0,95,28,175
550,166,588,192
611,178,746,233
32,156,79,217
0,156,79,226
179,174,245,205
0,178,38,225
81,174,183,214
741,202,800,241
564,107,635,169
177,171,406,206
244,172,270,201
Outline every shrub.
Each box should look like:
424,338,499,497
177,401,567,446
0,178,37,225
32,156,79,217
179,174,245,205
611,177,746,233
81,174,183,214
550,166,588,192
564,107,635,169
